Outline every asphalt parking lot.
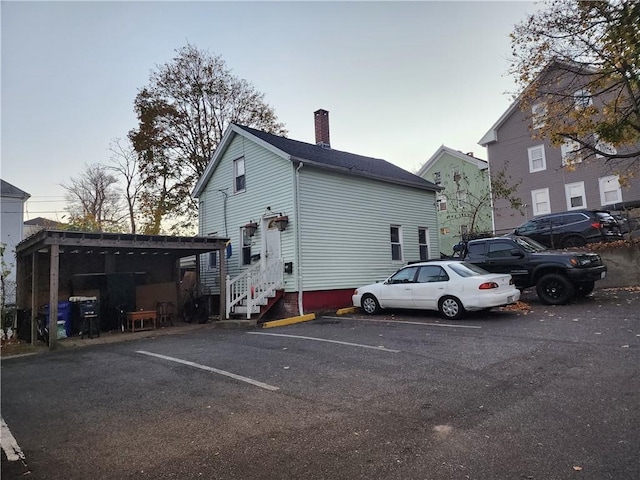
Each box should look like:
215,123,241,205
1,287,639,480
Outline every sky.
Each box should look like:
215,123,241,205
1,0,540,222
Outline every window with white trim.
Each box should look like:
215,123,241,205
565,182,586,209
599,176,622,205
438,194,447,211
208,251,218,269
561,140,582,166
241,226,252,266
234,157,246,193
531,188,551,216
456,190,467,208
418,227,429,261
390,225,403,261
532,103,547,129
528,145,546,173
574,89,593,109
594,134,617,158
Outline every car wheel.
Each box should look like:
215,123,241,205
536,273,575,305
361,294,380,315
561,235,586,248
575,281,595,297
438,296,465,320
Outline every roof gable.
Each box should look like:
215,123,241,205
192,124,439,197
1,179,30,200
418,146,488,177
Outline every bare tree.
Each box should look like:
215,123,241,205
108,138,143,234
510,0,640,179
129,43,287,233
62,163,125,232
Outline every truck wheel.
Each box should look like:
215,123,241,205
361,294,380,315
439,296,465,320
575,281,595,297
561,235,586,248
536,274,575,305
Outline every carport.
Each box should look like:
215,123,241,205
15,229,229,350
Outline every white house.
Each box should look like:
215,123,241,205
192,110,441,318
1,179,31,304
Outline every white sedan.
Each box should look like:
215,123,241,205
352,260,520,320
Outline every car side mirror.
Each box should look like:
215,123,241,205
510,249,524,258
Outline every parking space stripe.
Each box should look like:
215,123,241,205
136,351,279,391
247,332,401,352
325,316,482,329
1,417,26,462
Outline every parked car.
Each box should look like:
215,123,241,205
513,210,622,248
352,260,520,320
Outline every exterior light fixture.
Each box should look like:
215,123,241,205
274,215,289,232
244,221,258,237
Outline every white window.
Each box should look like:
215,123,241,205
574,89,593,109
561,140,582,166
438,194,448,211
456,190,467,208
531,188,551,216
241,227,252,266
599,176,622,205
528,145,546,173
390,225,403,261
565,182,586,210
234,157,246,193
433,172,441,185
418,228,429,261
594,134,617,158
532,103,547,129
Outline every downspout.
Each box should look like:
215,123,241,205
295,162,304,316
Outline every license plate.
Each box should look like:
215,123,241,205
601,271,606,279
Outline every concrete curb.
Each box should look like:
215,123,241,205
262,313,316,329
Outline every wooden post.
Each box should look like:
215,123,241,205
30,253,38,345
48,244,60,350
219,248,226,320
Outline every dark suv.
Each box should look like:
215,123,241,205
513,209,622,248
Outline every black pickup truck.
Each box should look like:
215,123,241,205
459,235,607,305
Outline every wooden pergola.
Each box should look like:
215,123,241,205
15,230,229,350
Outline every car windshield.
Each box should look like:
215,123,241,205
448,262,490,277
510,235,547,252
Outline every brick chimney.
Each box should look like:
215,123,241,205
314,109,330,148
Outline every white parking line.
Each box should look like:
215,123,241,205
136,351,279,391
325,316,482,329
248,332,401,352
1,417,26,462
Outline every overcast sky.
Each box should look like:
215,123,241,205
2,0,539,221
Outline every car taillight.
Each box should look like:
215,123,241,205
591,222,601,229
479,282,499,290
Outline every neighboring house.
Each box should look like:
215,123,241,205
23,217,64,239
1,179,31,304
479,64,640,234
192,110,441,318
417,146,492,256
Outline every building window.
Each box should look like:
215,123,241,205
241,226,252,266
531,188,551,216
390,225,403,261
433,172,441,185
565,182,586,209
438,194,447,211
561,140,582,166
440,227,450,235
594,134,617,158
532,103,547,129
460,225,469,236
574,89,593,109
418,228,429,261
599,176,622,205
234,157,246,193
528,145,546,173
456,190,467,208
208,251,217,269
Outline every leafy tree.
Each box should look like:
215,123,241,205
129,44,287,233
107,138,143,234
509,0,640,179
62,163,125,232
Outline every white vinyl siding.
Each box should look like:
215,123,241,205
565,182,586,210
528,145,546,173
599,176,622,205
531,188,551,216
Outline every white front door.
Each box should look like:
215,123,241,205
263,226,281,269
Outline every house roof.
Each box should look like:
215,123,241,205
1,179,31,200
417,145,488,178
24,217,62,227
192,124,440,197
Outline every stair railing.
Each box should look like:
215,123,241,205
226,259,285,319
